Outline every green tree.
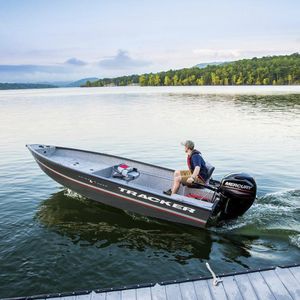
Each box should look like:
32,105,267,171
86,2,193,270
196,77,205,85
139,75,147,86
263,78,270,85
236,73,244,85
164,75,172,85
232,75,237,85
188,75,196,85
173,74,179,85
182,78,189,85
148,74,155,85
154,74,161,86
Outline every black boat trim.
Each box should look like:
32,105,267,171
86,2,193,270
35,158,207,225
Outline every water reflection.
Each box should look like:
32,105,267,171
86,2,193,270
168,92,300,117
35,190,268,267
36,190,215,260
233,94,300,111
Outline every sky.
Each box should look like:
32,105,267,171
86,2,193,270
0,0,299,82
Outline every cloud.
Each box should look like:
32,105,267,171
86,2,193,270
0,63,78,82
64,57,87,66
191,48,298,63
0,57,87,78
0,64,67,75
0,51,153,82
192,49,242,61
98,50,151,69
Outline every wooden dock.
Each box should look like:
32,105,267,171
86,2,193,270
5,264,300,300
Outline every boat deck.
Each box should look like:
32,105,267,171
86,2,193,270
7,264,300,300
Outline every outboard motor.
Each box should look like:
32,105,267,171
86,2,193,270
212,173,256,221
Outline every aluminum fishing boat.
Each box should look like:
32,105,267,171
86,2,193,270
26,144,257,228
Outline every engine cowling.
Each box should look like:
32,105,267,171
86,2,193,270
214,173,257,221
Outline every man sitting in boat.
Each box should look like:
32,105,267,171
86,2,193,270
164,140,208,196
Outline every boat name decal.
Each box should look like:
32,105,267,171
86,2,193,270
224,181,252,190
78,175,108,188
118,187,195,214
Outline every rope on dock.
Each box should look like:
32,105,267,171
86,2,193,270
206,262,223,286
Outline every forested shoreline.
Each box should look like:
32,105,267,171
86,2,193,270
84,53,300,87
0,83,57,90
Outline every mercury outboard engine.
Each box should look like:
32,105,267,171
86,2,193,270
212,173,256,222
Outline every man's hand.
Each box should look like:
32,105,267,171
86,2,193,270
187,177,194,184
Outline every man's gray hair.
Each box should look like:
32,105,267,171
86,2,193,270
181,140,194,150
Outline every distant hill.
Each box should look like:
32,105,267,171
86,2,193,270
0,78,99,90
0,83,57,90
195,61,227,68
38,81,71,87
36,78,98,87
84,53,300,87
67,77,98,87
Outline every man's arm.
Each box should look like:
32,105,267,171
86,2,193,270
187,166,200,184
191,166,200,179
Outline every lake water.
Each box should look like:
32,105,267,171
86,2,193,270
0,86,299,298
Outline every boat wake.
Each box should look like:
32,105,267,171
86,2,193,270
213,189,300,248
64,188,85,200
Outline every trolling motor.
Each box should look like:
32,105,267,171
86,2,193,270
211,173,257,222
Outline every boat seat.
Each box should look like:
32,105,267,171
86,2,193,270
206,162,215,181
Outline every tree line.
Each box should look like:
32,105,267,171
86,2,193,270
0,83,57,90
84,53,300,87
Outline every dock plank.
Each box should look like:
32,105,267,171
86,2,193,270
222,276,243,300
261,270,293,300
106,290,121,300
75,294,91,300
247,272,276,300
121,288,136,300
179,282,198,300
151,283,167,300
289,266,300,283
90,291,106,300
165,283,182,300
193,280,213,300
234,273,258,300
275,267,300,300
207,282,228,300
136,287,152,300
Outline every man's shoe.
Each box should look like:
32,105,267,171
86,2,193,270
163,188,172,196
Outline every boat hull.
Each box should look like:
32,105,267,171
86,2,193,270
30,150,212,228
